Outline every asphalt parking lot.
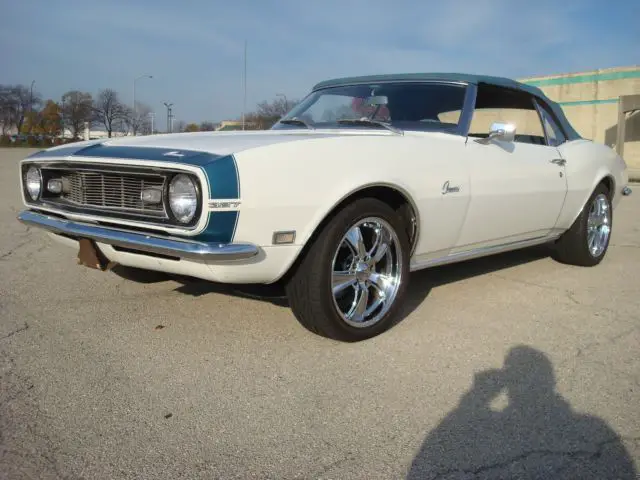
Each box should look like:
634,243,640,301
1,147,639,479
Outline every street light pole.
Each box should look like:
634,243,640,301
29,80,35,110
242,40,247,131
163,102,173,133
29,80,35,133
133,74,153,135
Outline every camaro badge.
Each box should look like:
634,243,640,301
442,181,460,195
209,200,241,209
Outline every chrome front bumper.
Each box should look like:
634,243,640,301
17,210,259,261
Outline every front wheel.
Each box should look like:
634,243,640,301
552,183,612,266
285,197,410,341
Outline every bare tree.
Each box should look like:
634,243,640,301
173,120,187,133
0,84,42,134
256,96,292,119
243,96,299,129
61,90,93,139
92,89,127,138
0,85,18,134
123,101,153,135
199,121,216,131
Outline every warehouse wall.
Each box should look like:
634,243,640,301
519,65,640,178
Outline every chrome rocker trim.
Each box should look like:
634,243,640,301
17,210,259,261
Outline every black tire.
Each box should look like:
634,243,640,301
285,197,411,342
551,183,612,266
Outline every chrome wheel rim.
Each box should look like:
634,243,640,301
587,193,611,257
330,217,403,328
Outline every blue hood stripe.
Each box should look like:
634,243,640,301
198,154,240,243
196,211,239,244
27,143,223,167
27,143,99,159
202,155,240,199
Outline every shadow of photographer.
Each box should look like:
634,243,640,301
407,345,636,479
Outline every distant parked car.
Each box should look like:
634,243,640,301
17,72,632,341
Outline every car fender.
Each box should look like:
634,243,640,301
555,139,627,230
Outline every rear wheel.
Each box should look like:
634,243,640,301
285,197,410,341
552,183,612,266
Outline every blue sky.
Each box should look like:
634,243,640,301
3,0,639,128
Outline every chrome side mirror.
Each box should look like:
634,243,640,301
488,122,516,142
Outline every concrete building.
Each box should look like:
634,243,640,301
519,65,640,178
215,120,258,131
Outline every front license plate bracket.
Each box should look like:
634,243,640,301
77,238,114,271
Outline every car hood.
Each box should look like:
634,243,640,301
27,130,396,166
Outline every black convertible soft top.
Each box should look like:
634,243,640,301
312,72,582,141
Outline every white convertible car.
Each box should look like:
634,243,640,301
18,73,632,341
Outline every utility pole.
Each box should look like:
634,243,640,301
29,80,35,134
163,102,173,133
29,80,35,113
242,40,247,130
149,112,155,135
61,95,65,140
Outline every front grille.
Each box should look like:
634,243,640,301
39,166,169,219
63,171,165,215
24,162,203,229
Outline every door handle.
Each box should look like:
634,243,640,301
551,158,566,166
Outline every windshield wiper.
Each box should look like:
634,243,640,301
278,117,314,129
336,118,403,135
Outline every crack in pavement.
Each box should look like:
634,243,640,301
573,325,640,361
0,351,69,480
556,325,640,389
0,323,29,341
0,240,32,259
490,274,584,305
490,273,601,310
0,229,37,260
428,436,640,479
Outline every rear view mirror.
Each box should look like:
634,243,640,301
365,95,388,107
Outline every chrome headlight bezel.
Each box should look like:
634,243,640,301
166,173,202,225
24,165,42,201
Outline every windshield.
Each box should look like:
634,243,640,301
272,82,468,133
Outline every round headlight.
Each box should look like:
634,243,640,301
168,174,198,224
25,166,42,201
